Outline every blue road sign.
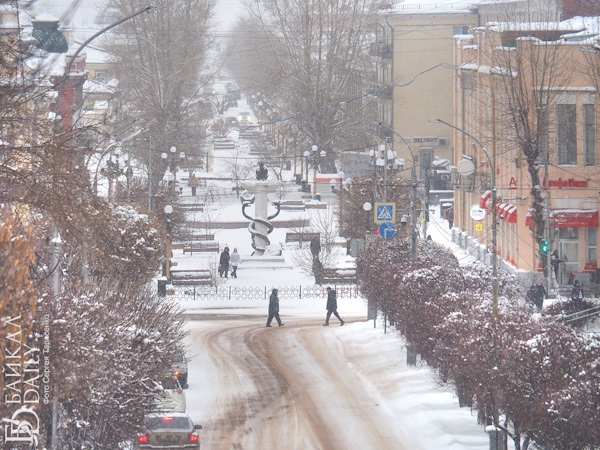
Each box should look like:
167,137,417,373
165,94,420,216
374,202,396,224
379,222,396,239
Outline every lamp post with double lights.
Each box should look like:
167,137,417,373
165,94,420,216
99,147,128,203
303,145,326,196
375,123,419,263
162,146,185,193
164,204,173,284
430,118,498,317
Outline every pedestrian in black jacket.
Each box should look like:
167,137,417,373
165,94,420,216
219,246,230,278
525,285,536,308
570,280,584,301
266,288,283,327
323,287,344,326
534,279,547,312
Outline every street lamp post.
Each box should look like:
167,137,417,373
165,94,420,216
303,145,326,196
430,118,498,317
164,204,173,284
54,5,154,120
99,147,127,203
162,146,185,193
376,123,419,262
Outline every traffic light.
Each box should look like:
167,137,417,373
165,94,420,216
540,239,548,254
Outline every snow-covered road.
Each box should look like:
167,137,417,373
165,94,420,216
180,298,489,450
184,314,418,449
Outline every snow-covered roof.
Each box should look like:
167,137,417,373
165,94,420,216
73,42,111,65
84,78,116,95
391,0,481,15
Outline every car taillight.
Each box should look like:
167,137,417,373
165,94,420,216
189,433,198,443
138,433,149,443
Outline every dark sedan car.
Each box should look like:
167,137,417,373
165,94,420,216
135,413,202,449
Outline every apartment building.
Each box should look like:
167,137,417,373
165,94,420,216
453,18,600,282
374,0,481,179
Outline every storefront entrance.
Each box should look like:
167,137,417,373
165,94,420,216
559,228,579,284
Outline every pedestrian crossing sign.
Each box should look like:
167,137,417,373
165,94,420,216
374,202,396,224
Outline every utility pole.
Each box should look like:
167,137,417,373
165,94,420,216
545,129,552,290
431,118,498,316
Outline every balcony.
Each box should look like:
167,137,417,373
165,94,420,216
369,43,392,59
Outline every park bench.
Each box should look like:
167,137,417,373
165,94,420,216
322,267,357,284
279,200,306,211
185,233,215,241
179,203,205,212
183,242,219,254
285,232,320,243
170,269,212,286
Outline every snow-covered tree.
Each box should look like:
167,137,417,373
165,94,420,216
236,0,379,172
48,283,186,448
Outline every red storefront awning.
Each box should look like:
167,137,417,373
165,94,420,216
480,191,492,211
504,204,517,224
551,209,598,228
526,209,598,228
498,203,517,224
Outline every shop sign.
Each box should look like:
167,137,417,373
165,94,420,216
542,177,588,189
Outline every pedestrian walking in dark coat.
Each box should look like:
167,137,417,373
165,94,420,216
188,173,199,196
525,285,536,307
534,279,547,312
323,287,344,326
570,280,584,301
266,288,284,327
551,250,562,280
446,207,454,229
219,246,230,278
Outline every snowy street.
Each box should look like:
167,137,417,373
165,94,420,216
181,301,489,450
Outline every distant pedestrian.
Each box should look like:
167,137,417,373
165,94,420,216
551,250,562,280
570,280,584,301
534,279,547,312
525,284,536,308
266,288,284,327
188,173,199,196
446,207,454,229
219,246,230,278
568,271,576,286
230,248,241,278
323,287,344,326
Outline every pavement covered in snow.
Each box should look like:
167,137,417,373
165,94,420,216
165,106,496,447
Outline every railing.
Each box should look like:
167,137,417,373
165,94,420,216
170,284,362,301
563,304,600,324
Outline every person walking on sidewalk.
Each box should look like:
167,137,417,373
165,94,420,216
219,246,230,278
323,287,344,326
570,279,584,301
188,173,199,196
534,279,547,312
266,288,284,327
230,248,241,278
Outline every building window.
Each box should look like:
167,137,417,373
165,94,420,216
584,104,595,166
95,71,107,83
587,228,597,263
460,73,475,91
556,104,577,165
453,25,470,35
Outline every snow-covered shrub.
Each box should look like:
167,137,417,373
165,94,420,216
92,204,162,286
48,283,186,448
